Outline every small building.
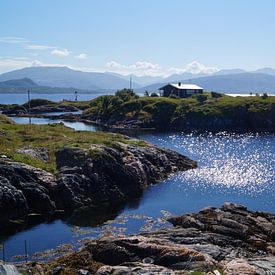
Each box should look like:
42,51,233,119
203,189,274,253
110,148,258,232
159,82,203,98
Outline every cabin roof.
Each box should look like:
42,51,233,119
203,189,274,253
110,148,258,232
159,83,203,90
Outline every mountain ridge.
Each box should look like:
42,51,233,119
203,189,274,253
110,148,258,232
0,66,140,91
1,66,275,93
139,72,275,93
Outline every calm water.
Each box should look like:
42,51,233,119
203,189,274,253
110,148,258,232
9,116,97,132
1,117,274,261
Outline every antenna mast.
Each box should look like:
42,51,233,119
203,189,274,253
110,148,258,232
130,75,132,91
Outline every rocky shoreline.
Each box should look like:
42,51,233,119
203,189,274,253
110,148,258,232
0,141,196,229
3,93,275,133
19,203,275,274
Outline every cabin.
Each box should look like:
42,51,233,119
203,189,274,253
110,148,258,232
159,83,203,98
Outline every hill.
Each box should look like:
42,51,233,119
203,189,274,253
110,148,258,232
0,66,140,90
0,78,38,88
0,78,103,94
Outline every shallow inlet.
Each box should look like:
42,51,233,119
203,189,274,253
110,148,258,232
1,117,275,262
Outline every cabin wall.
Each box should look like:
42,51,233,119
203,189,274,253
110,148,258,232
161,86,203,97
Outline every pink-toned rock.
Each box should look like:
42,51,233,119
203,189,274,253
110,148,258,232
224,259,260,275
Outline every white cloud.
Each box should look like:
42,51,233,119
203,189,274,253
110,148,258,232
106,60,162,76
74,53,88,60
25,44,55,50
51,48,70,57
106,60,219,77
0,57,43,73
168,61,219,75
0,37,29,44
107,60,161,70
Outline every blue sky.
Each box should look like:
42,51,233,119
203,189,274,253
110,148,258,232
0,0,275,76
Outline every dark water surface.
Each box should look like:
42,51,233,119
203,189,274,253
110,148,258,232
1,117,274,262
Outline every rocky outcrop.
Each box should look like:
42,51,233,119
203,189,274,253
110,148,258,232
89,235,216,272
56,143,196,210
0,142,196,226
0,158,57,224
16,146,49,162
23,203,275,274
168,202,275,257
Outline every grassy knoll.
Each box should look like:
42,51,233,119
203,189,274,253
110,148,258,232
0,114,146,172
84,90,275,130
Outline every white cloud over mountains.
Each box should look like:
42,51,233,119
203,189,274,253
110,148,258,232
0,57,43,73
106,60,219,77
106,60,162,76
168,61,219,75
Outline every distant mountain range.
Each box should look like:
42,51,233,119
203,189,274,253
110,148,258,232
1,66,275,94
0,77,100,94
0,66,139,91
140,73,275,93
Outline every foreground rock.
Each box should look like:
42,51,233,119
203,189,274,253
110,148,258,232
0,142,196,226
22,203,275,274
56,143,196,210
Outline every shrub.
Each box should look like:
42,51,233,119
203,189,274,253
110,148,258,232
23,98,55,108
115,89,138,101
150,92,159,97
261,93,268,99
169,94,180,99
211,91,223,98
195,94,208,103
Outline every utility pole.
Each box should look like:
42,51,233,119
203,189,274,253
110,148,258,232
130,75,132,92
27,90,31,124
27,90,31,112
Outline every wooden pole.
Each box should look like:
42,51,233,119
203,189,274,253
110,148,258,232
24,240,28,263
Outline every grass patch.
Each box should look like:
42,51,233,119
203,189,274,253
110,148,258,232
0,114,14,124
0,118,147,172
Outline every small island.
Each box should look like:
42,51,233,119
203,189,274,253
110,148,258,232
0,114,196,230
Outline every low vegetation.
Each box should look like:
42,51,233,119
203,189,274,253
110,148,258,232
0,114,14,124
0,115,146,172
84,89,275,130
0,98,93,112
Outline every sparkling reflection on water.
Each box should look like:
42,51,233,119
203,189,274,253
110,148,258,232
1,130,274,261
141,132,275,198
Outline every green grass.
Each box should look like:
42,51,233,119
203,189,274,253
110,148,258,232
84,91,275,127
0,114,14,124
0,118,147,173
